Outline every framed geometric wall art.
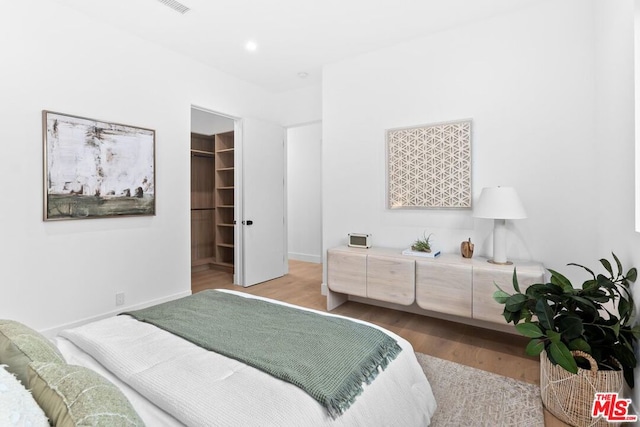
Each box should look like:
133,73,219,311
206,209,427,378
43,111,155,220
386,119,472,209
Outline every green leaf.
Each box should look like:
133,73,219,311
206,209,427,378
600,258,613,276
613,344,637,388
571,298,598,320
546,329,561,344
627,268,637,283
493,290,510,304
548,269,574,293
535,299,555,331
568,338,591,353
569,295,597,307
581,279,598,292
505,294,528,313
568,262,596,279
510,310,523,324
558,316,583,340
516,323,544,338
503,310,515,323
618,297,631,322
619,331,634,351
511,268,521,293
610,322,620,337
526,283,550,298
548,341,578,374
525,339,545,356
597,274,615,289
612,253,623,277
544,283,564,295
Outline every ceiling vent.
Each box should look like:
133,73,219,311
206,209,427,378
156,0,190,14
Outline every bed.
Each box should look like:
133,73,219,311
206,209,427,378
2,290,436,426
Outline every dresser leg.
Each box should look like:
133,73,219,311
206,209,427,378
327,289,348,311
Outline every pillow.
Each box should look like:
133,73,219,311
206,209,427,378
0,320,65,386
28,362,144,427
0,364,49,427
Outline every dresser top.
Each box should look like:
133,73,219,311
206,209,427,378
328,245,544,273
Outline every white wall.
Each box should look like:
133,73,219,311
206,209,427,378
592,0,640,408
323,0,640,402
277,85,323,127
287,123,322,263
323,0,600,285
594,0,640,275
0,0,279,331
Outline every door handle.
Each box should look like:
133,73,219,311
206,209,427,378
242,220,254,225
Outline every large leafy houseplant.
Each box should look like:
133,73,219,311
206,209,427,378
493,254,639,387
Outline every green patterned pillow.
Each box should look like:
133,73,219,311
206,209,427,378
0,320,65,386
28,362,145,427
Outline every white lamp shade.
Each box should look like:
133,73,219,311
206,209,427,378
473,186,527,219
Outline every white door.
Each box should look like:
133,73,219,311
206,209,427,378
238,118,286,286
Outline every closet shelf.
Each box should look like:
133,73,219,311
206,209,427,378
191,149,214,157
214,130,235,270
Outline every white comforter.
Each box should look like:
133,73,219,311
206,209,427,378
57,291,436,427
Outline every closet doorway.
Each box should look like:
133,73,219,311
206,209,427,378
190,107,236,274
191,107,287,287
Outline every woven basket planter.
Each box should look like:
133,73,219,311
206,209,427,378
540,350,624,427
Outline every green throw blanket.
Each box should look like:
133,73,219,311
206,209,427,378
122,290,401,417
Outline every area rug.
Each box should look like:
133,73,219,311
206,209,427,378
415,352,544,427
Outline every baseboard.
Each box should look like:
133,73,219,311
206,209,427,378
288,252,321,264
40,290,192,338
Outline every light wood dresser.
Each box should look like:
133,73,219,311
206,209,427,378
327,246,545,329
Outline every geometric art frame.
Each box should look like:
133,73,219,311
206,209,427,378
386,119,472,209
43,110,155,221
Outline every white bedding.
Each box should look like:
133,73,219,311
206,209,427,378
56,290,436,426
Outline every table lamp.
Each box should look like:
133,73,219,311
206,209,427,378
473,186,527,265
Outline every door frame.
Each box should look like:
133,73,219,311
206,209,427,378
190,105,243,284
234,119,244,285
190,106,289,286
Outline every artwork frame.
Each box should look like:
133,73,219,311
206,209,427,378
43,111,156,221
386,119,472,209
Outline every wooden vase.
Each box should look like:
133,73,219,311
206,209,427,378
460,238,474,258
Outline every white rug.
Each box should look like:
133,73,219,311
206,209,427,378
416,353,544,427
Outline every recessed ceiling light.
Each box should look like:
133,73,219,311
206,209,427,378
245,41,258,52
297,72,309,79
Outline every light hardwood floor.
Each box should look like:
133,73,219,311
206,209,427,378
192,260,568,426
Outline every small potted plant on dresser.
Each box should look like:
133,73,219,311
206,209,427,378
411,232,433,253
493,254,638,427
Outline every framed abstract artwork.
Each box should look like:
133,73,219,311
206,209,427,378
43,111,155,220
386,119,472,209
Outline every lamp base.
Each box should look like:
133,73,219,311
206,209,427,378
488,259,513,265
